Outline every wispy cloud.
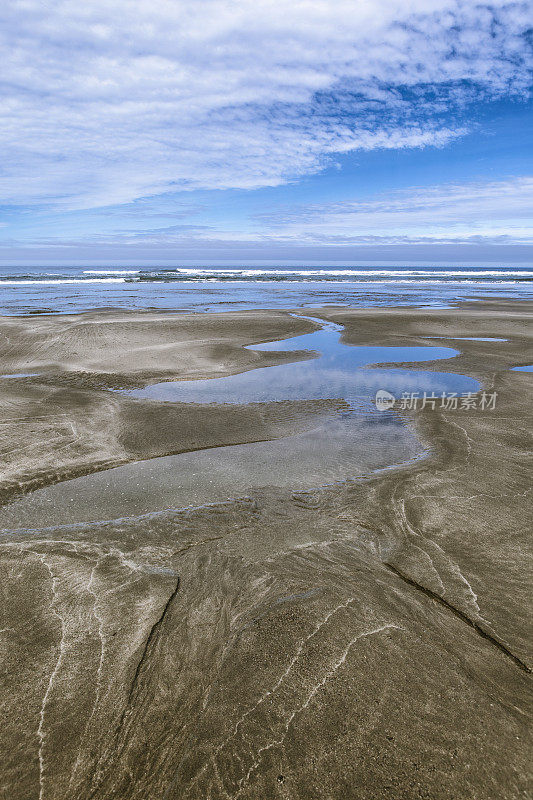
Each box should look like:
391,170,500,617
252,176,533,243
1,0,531,209
2,176,531,267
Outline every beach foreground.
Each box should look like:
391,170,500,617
0,301,531,800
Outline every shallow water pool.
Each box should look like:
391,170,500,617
125,316,478,408
0,316,480,529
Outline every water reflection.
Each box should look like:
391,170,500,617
126,316,479,407
0,414,423,529
1,318,481,528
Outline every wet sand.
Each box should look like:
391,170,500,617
0,300,532,800
0,309,334,503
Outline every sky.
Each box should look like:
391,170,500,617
0,0,532,266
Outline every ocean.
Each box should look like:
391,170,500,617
0,264,532,314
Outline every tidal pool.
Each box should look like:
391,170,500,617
0,372,41,379
0,317,480,529
124,316,478,408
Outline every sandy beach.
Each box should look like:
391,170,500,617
0,300,531,799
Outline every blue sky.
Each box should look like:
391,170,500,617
1,0,532,265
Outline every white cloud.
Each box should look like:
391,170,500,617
7,177,532,253
252,177,533,243
0,0,532,208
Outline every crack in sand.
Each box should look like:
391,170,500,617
86,576,181,800
386,563,531,673
393,497,487,621
122,576,181,718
